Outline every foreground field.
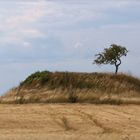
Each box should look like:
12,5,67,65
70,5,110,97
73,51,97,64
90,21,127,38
0,104,140,140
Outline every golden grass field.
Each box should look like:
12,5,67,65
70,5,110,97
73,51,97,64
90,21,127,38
0,104,140,140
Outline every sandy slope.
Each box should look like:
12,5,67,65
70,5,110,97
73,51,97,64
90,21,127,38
0,104,140,140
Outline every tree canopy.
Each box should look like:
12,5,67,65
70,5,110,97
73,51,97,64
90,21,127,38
93,44,128,74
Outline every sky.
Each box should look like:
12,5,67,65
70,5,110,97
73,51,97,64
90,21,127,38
0,0,140,94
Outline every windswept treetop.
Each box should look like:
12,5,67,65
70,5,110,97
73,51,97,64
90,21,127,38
93,44,128,74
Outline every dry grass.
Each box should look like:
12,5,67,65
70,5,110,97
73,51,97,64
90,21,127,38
55,116,76,131
1,88,140,104
0,104,140,140
1,71,140,104
19,71,140,93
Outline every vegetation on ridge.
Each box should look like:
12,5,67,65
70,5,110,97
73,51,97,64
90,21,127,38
20,71,140,93
1,71,140,104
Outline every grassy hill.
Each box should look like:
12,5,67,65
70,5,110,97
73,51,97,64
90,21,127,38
1,71,140,104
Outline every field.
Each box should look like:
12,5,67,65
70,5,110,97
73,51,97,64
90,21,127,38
0,104,140,140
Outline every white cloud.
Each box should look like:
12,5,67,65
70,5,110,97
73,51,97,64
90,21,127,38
21,28,45,39
100,22,140,30
0,0,46,46
33,0,140,30
23,41,32,48
74,42,83,49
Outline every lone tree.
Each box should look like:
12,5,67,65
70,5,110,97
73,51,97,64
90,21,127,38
93,44,128,74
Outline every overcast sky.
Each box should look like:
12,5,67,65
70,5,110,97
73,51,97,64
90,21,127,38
0,0,140,94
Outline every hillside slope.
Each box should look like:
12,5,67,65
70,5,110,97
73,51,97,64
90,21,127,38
1,71,140,104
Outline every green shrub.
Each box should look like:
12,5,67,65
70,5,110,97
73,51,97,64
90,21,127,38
20,71,51,87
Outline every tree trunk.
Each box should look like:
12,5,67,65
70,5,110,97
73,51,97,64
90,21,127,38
115,58,121,75
115,65,119,74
